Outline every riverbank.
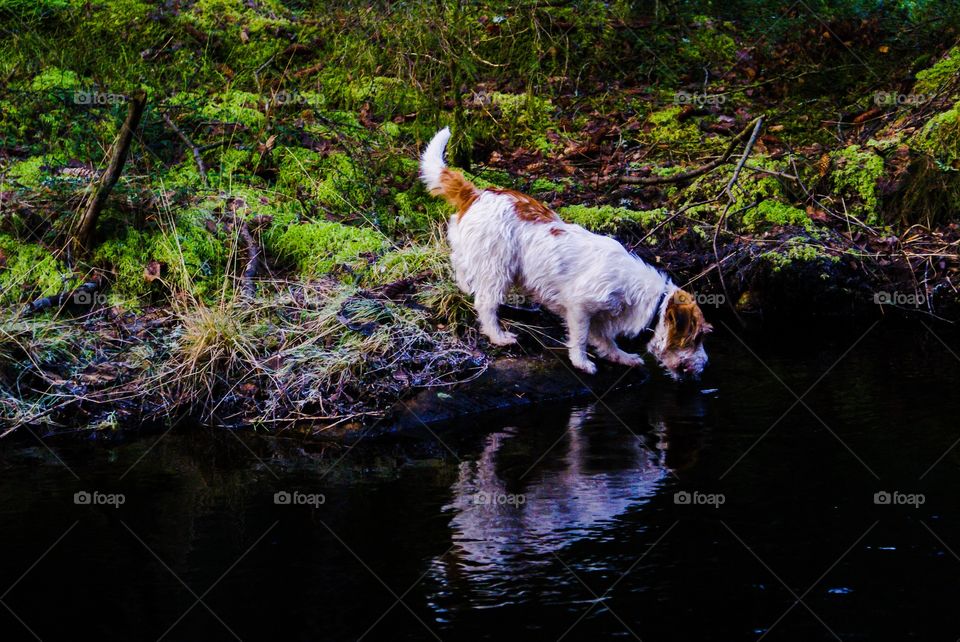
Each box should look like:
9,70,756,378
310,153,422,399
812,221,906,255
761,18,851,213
1,2,959,435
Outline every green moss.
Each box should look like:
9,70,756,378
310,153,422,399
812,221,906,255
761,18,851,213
643,106,717,153
466,169,514,190
558,204,666,233
472,92,556,152
29,67,81,92
262,206,385,276
392,188,446,236
346,76,427,117
0,0,70,17
530,177,568,194
276,148,374,211
742,200,809,230
93,209,227,303
184,0,294,71
366,244,447,285
0,236,71,304
680,17,737,68
197,91,265,129
914,47,960,96
912,101,960,167
211,147,255,185
4,156,52,188
762,239,839,273
830,144,885,224
316,153,367,208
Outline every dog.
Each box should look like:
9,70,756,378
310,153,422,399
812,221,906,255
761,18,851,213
420,127,711,380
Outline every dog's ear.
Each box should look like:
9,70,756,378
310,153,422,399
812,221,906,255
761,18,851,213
665,290,707,348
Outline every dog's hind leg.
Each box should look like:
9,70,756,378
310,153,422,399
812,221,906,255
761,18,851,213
565,307,597,374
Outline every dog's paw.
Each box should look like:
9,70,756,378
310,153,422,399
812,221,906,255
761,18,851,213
615,352,645,367
571,356,597,375
487,331,518,346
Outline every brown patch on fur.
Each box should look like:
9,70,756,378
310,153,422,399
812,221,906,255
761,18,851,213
489,188,560,223
664,290,713,349
433,168,479,219
549,226,565,236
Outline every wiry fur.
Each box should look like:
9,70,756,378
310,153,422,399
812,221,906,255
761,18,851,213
420,128,711,379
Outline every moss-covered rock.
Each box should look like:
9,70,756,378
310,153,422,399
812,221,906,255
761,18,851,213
641,105,721,154
914,47,960,96
741,200,810,230
761,239,839,274
829,145,885,224
558,204,667,233
262,210,385,277
911,101,960,168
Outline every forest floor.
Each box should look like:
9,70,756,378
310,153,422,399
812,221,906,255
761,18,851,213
1,2,959,435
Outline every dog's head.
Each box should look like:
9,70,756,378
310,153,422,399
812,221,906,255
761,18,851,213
650,289,712,381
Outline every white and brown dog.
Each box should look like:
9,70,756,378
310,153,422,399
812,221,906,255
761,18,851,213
420,127,711,380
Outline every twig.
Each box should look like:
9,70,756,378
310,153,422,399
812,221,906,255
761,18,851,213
237,218,260,299
620,116,762,185
742,163,798,181
724,116,764,202
710,118,764,328
162,111,208,186
74,91,147,254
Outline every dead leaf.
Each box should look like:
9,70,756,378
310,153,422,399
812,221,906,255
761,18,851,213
257,134,277,155
144,260,162,282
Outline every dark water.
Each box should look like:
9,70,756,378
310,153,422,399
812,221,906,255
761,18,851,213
2,322,960,641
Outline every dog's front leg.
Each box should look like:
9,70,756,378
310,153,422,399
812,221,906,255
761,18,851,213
565,307,596,374
589,330,645,367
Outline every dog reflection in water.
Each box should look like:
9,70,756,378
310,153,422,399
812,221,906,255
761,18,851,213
432,398,705,593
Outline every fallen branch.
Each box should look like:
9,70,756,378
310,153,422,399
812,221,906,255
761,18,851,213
21,281,99,317
162,111,208,186
73,91,147,254
620,116,763,185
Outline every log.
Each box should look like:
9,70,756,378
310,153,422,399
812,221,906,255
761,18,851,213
73,91,147,254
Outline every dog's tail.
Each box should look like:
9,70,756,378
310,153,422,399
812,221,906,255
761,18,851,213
420,127,479,215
